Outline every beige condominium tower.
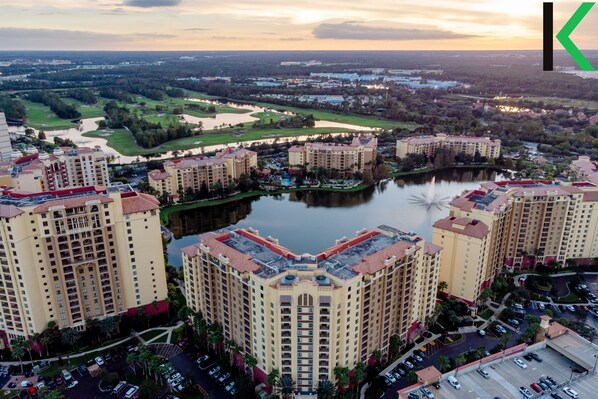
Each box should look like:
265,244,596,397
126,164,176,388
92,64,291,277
182,225,441,393
0,185,168,344
433,180,598,304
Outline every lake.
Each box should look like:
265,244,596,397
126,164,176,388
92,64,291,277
165,167,509,267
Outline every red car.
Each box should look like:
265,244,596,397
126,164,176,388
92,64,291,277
54,375,64,386
530,383,544,394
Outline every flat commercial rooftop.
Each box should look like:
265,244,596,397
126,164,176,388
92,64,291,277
404,346,598,399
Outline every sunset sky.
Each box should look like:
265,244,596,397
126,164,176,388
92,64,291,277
0,0,596,51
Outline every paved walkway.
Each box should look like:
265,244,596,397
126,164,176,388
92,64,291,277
0,321,183,367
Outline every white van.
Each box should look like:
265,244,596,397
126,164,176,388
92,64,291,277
447,375,461,389
124,385,139,399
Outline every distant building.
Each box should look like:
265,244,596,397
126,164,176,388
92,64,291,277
396,134,501,159
0,185,168,341
148,147,257,201
288,135,377,176
571,156,598,184
433,180,598,304
0,147,109,192
0,113,12,161
182,225,440,394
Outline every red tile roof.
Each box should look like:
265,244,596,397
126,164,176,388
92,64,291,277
121,193,160,215
424,242,442,255
352,241,414,274
33,195,113,213
433,216,489,239
0,204,24,218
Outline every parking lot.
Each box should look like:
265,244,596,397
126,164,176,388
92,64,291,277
404,346,598,399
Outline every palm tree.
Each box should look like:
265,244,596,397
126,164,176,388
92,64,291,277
333,366,349,392
352,362,366,396
85,318,100,344
316,379,336,399
127,351,139,374
243,353,257,380
60,328,81,361
266,368,279,388
436,356,451,372
23,339,33,365
99,316,117,340
277,375,296,399
11,337,26,373
40,334,53,358
207,324,223,357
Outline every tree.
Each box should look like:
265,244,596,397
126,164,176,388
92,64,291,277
11,336,26,373
243,353,257,380
127,351,139,374
277,375,296,399
454,354,467,367
352,362,366,396
333,366,349,391
389,334,404,360
438,281,448,293
499,330,512,348
60,328,81,360
99,316,118,339
139,379,160,399
362,170,374,185
436,356,451,372
316,379,336,399
478,288,493,306
266,368,279,388
39,388,65,399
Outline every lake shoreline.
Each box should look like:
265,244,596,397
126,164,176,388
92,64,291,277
160,163,506,225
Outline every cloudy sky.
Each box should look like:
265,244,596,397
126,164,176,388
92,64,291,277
0,0,595,50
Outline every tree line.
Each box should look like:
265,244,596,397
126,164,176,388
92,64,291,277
26,91,81,119
103,101,198,148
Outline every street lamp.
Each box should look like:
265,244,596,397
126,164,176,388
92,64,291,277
592,354,598,375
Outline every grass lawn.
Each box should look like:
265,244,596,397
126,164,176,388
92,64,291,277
478,308,494,320
132,95,249,117
139,329,167,342
0,390,19,399
255,101,419,130
554,292,579,303
20,99,80,130
60,98,106,119
151,333,169,344
440,334,463,346
83,126,353,157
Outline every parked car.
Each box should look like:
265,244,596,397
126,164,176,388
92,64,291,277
208,366,221,376
538,381,550,391
530,383,544,394
67,380,79,389
508,318,520,326
383,376,393,387
167,373,182,384
477,369,490,379
514,358,527,369
412,354,423,362
530,352,543,362
394,366,406,376
523,354,534,361
225,381,236,392
124,385,139,399
538,303,546,310
196,355,209,365
478,329,486,336
567,305,576,312
54,375,64,386
563,387,579,398
420,387,434,399
403,361,414,369
95,356,105,367
447,376,461,389
385,373,396,383
547,376,558,386
519,387,533,399
218,372,231,383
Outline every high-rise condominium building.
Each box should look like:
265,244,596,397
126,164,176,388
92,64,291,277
396,134,501,159
0,147,110,192
0,113,12,161
148,147,257,201
182,225,441,393
433,180,598,303
288,135,378,176
0,185,168,342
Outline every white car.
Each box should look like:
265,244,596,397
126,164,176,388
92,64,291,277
563,387,579,398
538,303,546,310
167,373,182,384
95,356,105,367
385,373,396,383
420,387,434,399
567,305,576,312
208,365,221,376
519,387,533,399
514,358,527,369
67,380,79,389
225,381,236,392
448,376,461,389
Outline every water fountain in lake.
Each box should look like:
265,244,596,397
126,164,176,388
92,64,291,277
408,176,450,210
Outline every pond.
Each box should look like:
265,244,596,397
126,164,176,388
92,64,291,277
165,167,509,267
